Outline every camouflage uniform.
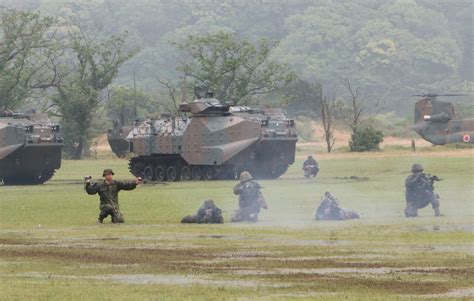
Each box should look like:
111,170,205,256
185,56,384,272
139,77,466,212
303,155,319,177
303,156,318,169
315,192,359,221
85,169,137,223
181,199,224,224
231,171,267,222
405,163,441,217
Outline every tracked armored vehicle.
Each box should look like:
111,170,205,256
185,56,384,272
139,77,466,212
0,111,63,185
127,91,298,181
107,120,132,158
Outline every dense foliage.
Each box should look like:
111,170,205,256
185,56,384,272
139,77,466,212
0,9,58,110
349,125,384,152
3,0,468,106
0,0,471,157
176,32,295,105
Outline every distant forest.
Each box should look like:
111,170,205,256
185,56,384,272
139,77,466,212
1,0,473,111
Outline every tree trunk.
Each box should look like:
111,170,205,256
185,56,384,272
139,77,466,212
72,139,84,160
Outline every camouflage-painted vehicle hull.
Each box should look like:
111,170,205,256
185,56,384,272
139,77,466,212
0,111,63,185
127,100,298,181
414,97,474,145
107,125,132,158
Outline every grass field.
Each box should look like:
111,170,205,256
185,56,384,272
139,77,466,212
0,146,473,300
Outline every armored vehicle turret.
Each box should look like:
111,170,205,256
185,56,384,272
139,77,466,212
0,111,63,185
127,89,298,181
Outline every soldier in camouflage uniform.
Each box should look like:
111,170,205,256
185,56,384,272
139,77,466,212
405,163,442,217
85,169,141,224
181,199,224,224
231,171,268,222
303,155,319,177
315,191,360,220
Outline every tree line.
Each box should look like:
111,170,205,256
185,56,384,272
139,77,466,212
0,8,301,158
1,1,471,156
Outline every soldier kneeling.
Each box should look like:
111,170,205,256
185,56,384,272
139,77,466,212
231,171,268,223
404,163,443,217
315,192,360,221
181,199,224,224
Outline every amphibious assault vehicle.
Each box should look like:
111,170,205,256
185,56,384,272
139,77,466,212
0,111,63,185
107,120,132,158
126,90,298,181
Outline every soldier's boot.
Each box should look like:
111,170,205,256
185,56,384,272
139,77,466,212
434,207,444,217
404,203,418,217
111,212,125,223
249,213,258,222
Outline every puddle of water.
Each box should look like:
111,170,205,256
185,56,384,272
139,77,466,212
415,287,474,298
4,272,291,288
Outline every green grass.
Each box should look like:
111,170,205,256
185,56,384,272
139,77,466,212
0,147,473,300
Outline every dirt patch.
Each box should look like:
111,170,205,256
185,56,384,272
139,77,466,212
234,267,392,275
233,266,473,277
219,251,283,258
0,245,214,267
244,269,454,295
264,254,393,261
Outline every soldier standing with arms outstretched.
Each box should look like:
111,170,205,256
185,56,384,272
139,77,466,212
85,169,141,224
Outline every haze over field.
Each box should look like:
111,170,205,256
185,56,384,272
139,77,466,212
0,2,473,299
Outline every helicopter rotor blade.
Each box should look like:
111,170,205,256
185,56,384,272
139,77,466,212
436,93,470,97
410,93,471,98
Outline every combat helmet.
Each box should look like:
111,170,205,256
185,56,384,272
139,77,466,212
411,163,424,173
102,168,115,176
203,199,215,206
239,171,253,182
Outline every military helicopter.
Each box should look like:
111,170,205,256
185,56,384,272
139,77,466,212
412,94,473,145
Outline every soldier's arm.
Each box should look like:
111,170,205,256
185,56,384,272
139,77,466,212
233,183,243,195
84,182,99,195
195,207,207,218
405,174,422,188
117,181,138,191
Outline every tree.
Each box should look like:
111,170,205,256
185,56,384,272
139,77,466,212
0,9,60,110
106,84,155,126
53,27,137,159
175,31,295,105
156,77,192,116
340,78,383,135
283,79,323,117
320,87,339,153
349,125,384,152
274,1,464,105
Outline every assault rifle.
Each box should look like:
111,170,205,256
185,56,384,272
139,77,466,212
428,174,442,182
